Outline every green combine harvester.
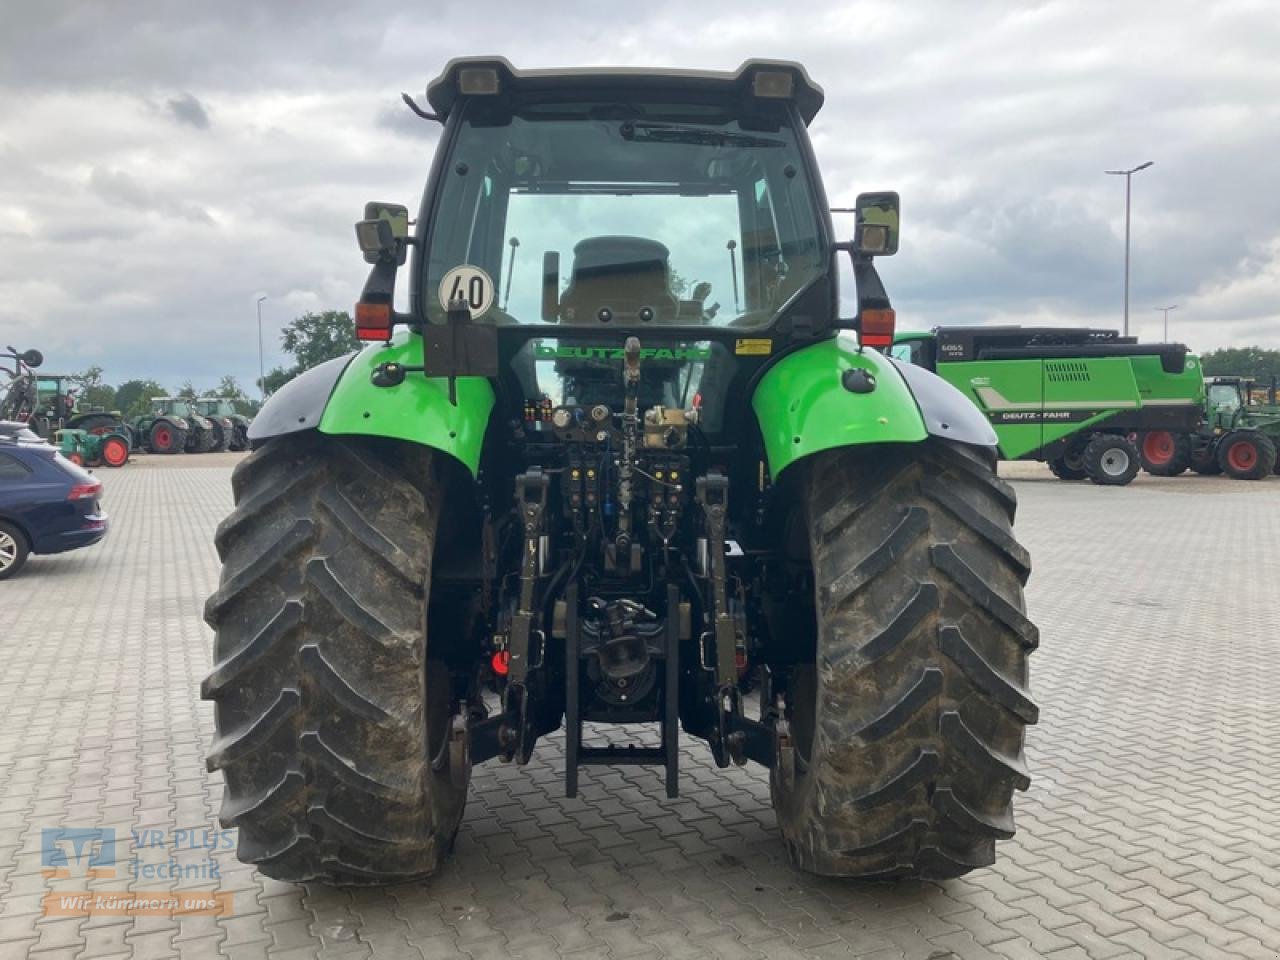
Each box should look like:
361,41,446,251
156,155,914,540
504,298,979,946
891,327,1204,485
203,58,1040,884
1139,375,1278,479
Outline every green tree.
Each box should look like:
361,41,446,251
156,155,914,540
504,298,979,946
74,365,117,412
177,380,200,400
115,379,167,420
259,367,293,396
1200,346,1280,382
217,374,258,415
280,311,359,372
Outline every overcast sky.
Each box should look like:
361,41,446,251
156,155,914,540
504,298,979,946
2,0,1278,389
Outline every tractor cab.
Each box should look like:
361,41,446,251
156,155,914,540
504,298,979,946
1205,377,1248,430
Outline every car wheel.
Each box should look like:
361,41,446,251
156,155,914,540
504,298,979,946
0,521,30,580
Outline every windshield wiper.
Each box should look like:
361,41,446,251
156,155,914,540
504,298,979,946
619,120,784,148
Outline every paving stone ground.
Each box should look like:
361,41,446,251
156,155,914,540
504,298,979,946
1,455,1278,959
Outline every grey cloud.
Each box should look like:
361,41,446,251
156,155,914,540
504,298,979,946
167,92,210,129
87,167,214,224
2,0,1279,391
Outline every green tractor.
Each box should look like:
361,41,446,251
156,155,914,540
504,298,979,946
203,59,1039,884
890,327,1204,485
194,398,252,451
132,397,217,454
1140,375,1278,480
0,346,131,442
55,428,131,468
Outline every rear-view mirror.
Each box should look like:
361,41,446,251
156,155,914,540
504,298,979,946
356,201,410,265
853,191,899,257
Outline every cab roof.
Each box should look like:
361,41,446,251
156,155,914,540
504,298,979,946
425,57,825,125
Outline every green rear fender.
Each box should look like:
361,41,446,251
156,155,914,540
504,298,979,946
752,336,937,479
248,331,494,477
319,333,494,476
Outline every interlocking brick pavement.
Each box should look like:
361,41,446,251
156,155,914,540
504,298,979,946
1,458,1277,959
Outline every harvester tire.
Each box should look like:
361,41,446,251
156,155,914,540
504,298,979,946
149,422,186,454
202,433,468,883
1047,457,1087,481
1082,434,1140,486
1218,431,1275,481
772,439,1037,879
1138,431,1191,476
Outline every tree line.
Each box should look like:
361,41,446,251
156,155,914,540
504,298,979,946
1199,346,1280,382
56,311,359,419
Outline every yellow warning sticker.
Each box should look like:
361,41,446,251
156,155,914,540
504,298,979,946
734,338,773,356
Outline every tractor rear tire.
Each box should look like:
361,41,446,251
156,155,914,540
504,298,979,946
1082,434,1140,486
230,425,250,452
772,440,1037,879
213,421,231,452
1189,441,1223,475
1218,431,1275,480
150,422,186,454
202,432,468,883
1138,431,1191,476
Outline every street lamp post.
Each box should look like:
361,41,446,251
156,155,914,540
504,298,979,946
1155,304,1178,342
1105,161,1154,337
256,295,268,402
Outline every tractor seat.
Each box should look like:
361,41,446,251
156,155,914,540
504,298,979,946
559,236,680,324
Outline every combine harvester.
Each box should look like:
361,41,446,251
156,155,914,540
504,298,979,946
891,327,1204,485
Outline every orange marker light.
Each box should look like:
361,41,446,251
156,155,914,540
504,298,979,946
860,308,896,348
355,302,393,341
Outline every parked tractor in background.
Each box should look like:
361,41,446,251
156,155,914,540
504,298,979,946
204,59,1040,885
132,398,217,454
0,346,131,443
56,428,131,468
2,347,132,466
194,398,252,451
1140,376,1278,480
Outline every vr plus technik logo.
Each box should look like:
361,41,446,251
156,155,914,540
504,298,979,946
41,827,116,879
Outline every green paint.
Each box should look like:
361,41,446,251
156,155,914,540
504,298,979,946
751,335,927,478
318,331,495,476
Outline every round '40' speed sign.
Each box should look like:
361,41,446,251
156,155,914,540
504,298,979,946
438,265,495,318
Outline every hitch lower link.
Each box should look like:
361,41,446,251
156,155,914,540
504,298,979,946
696,472,786,770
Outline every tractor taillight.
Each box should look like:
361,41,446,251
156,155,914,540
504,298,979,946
355,302,393,342
490,650,510,676
860,308,896,348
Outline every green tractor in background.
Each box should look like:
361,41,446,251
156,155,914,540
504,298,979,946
1140,375,1278,480
194,397,252,451
203,59,1039,884
132,397,217,454
55,428,131,468
0,346,131,443
1,346,132,466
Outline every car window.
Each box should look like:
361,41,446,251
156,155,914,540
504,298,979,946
0,452,33,480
